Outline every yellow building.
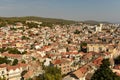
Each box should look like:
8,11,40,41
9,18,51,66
87,42,116,54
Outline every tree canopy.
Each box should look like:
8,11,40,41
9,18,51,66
91,59,120,80
12,59,18,66
0,47,27,54
37,66,62,80
74,29,80,34
0,57,11,64
79,42,87,53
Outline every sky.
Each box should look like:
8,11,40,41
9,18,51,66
0,0,120,22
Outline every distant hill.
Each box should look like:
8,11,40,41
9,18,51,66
82,20,111,25
0,16,76,25
0,16,113,25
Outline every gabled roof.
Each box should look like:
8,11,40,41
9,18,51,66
2,52,22,58
52,58,71,65
23,70,34,79
73,65,88,78
92,56,103,67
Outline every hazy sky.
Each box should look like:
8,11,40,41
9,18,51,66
0,0,120,22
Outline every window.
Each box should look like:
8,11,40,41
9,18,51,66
106,49,109,52
2,71,4,74
99,47,102,52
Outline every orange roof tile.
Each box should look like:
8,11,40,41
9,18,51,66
93,56,103,66
73,66,88,78
23,70,34,79
0,63,7,68
2,52,22,58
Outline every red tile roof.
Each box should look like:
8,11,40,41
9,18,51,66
2,52,22,58
52,59,71,65
23,70,34,79
93,56,103,66
7,65,21,71
73,66,88,78
7,63,28,71
0,63,7,68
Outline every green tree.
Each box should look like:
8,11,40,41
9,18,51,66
32,57,36,61
7,48,21,54
39,66,62,80
74,29,80,34
22,51,27,54
21,36,30,40
21,70,27,77
0,47,6,53
81,42,87,47
0,22,6,27
12,59,18,66
91,59,120,80
27,22,38,28
0,57,11,64
79,42,87,53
